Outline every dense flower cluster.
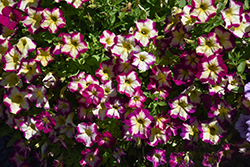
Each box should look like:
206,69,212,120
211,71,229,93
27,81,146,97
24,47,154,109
0,0,250,166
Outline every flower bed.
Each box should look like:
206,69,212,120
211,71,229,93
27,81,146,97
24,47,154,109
1,0,250,166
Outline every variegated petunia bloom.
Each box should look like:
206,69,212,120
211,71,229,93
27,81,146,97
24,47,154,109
131,51,155,72
196,32,222,57
221,0,243,28
22,7,43,34
150,65,172,89
146,148,167,167
81,84,104,105
80,148,102,167
40,7,66,34
105,97,126,119
17,59,41,83
35,47,54,67
196,55,228,85
128,88,146,108
61,32,87,59
134,18,158,46
65,0,89,8
168,94,196,121
99,30,116,50
199,118,226,145
181,5,198,31
190,0,217,23
111,34,140,62
180,117,200,143
16,36,36,57
228,13,250,38
3,87,30,114
116,71,142,97
212,25,236,52
2,46,24,72
170,24,191,50
17,0,40,11
125,108,154,139
96,61,115,83
75,122,99,147
19,117,41,140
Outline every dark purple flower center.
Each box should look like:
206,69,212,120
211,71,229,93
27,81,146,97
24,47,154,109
51,16,58,22
125,79,131,84
154,153,161,159
137,118,144,125
72,41,78,47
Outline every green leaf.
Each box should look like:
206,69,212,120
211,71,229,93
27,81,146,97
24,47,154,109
157,101,167,106
178,0,186,8
244,0,249,10
237,61,246,74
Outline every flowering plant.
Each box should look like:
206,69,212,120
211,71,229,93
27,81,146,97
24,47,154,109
1,0,250,166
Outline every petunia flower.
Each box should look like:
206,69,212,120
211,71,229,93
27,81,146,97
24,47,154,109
65,0,89,8
92,99,108,120
128,88,146,108
35,111,56,133
227,73,242,92
13,139,31,158
170,24,191,50
78,74,99,92
19,116,41,140
16,36,36,57
0,72,23,88
42,72,58,89
78,106,95,122
131,51,155,71
235,114,250,138
181,5,198,31
0,6,23,30
217,143,236,162
111,34,140,62
35,47,54,67
97,131,116,149
180,117,200,143
182,85,203,104
134,18,158,46
202,153,218,167
212,25,236,52
169,152,186,167
68,71,86,92
146,148,167,167
0,25,18,39
80,148,102,167
105,97,126,119
121,125,138,143
3,87,29,114
180,50,200,71
100,80,117,98
147,126,170,146
75,122,99,147
208,77,227,97
27,84,49,110
40,7,66,34
150,65,172,89
81,84,104,105
199,118,226,145
9,150,29,167
0,38,11,61
221,0,243,28
125,108,153,139
228,13,250,38
172,64,195,86
54,99,71,115
61,32,87,59
163,7,182,33
114,58,137,74
117,71,141,97
196,55,228,85
17,59,41,83
2,46,23,72
17,0,40,11
168,94,196,121
99,30,116,50
196,32,222,57
190,0,217,23
96,61,115,82
22,7,43,34
0,0,16,14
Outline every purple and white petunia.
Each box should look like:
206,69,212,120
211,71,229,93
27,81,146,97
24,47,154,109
0,6,23,30
196,55,228,85
128,88,146,108
35,111,56,133
81,84,104,105
116,71,141,97
80,148,102,167
196,32,222,57
16,36,36,57
131,51,155,71
170,24,191,50
65,0,89,8
40,7,66,34
180,117,200,143
146,148,167,167
150,65,172,89
27,84,48,109
95,61,115,82
190,0,217,23
3,87,30,114
75,122,99,147
105,97,126,119
19,116,41,140
134,18,158,46
168,94,196,121
2,46,24,72
125,108,153,139
61,32,87,59
35,47,54,67
99,30,116,50
199,118,226,145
